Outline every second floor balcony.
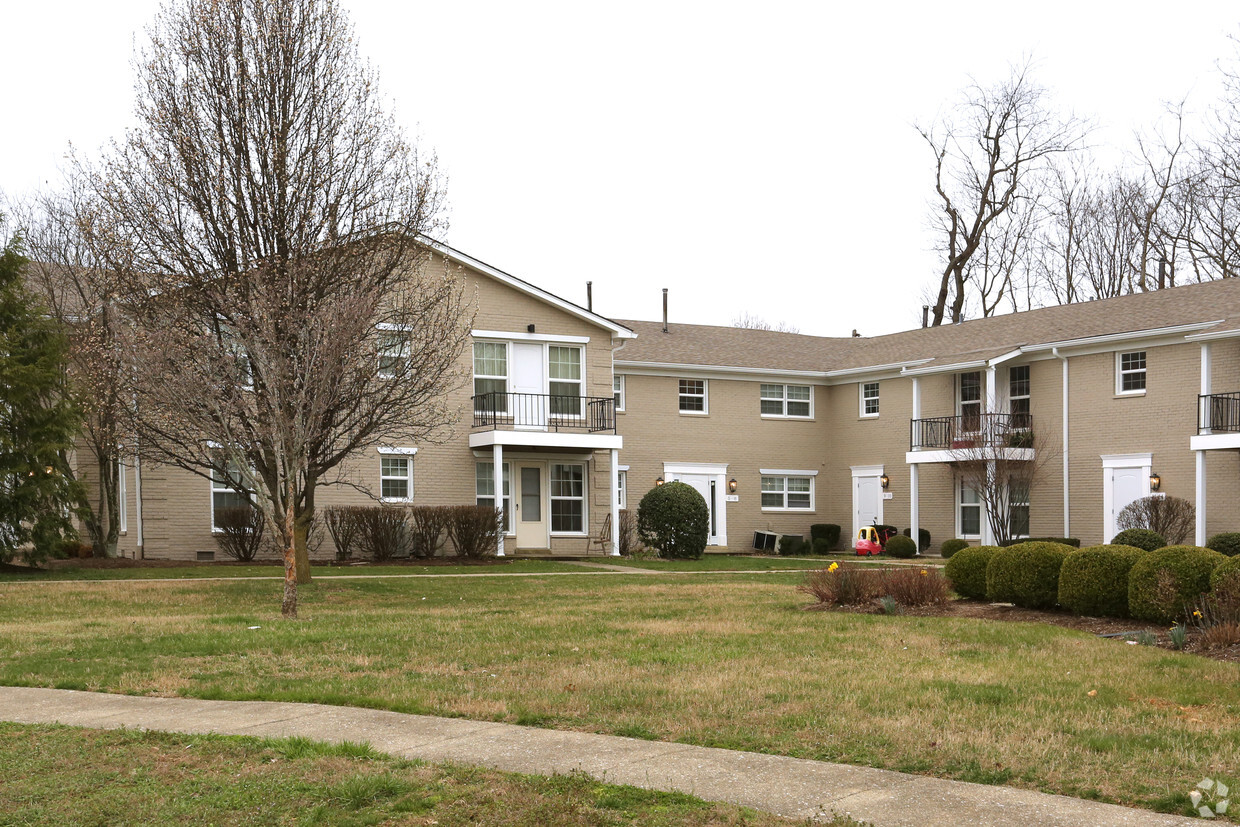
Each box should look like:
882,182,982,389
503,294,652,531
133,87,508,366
1198,392,1240,435
910,412,1034,452
472,391,617,434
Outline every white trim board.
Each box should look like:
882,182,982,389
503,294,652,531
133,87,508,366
472,329,590,344
759,468,819,476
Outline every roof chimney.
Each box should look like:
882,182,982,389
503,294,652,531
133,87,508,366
851,329,861,338
586,281,593,312
662,288,669,333
922,305,929,328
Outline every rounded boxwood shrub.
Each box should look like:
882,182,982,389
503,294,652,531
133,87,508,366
940,538,970,559
944,545,1000,599
1057,545,1146,617
1109,528,1165,552
1205,532,1240,557
1210,554,1240,592
1128,545,1227,623
810,537,833,556
985,541,1073,609
884,534,917,558
636,481,708,559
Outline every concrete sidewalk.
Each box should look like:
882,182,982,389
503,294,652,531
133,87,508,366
0,687,1192,826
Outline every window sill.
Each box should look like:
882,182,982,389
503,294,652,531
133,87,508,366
760,414,815,421
678,410,709,417
550,532,589,538
380,498,414,504
858,414,879,421
1114,391,1147,399
761,508,815,513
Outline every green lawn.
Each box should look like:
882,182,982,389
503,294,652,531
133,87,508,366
0,724,810,826
602,555,825,571
0,571,1235,819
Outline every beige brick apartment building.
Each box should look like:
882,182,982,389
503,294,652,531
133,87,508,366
100,242,1240,559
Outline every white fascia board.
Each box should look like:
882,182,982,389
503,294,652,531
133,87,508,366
988,348,1024,367
906,448,1035,464
472,329,590,344
468,430,623,450
615,360,828,383
664,461,728,475
900,359,989,377
1101,452,1153,469
420,236,636,339
1191,433,1240,451
1021,321,1222,354
1185,327,1240,342
824,359,933,381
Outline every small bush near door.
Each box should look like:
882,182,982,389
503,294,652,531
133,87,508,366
1110,528,1165,552
1206,532,1240,557
810,523,841,549
1057,544,1146,617
986,541,1072,609
778,535,807,556
940,538,970,559
445,506,502,558
902,527,931,552
636,481,708,559
884,534,917,558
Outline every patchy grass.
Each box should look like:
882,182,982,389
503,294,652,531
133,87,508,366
0,573,1236,818
0,559,593,581
0,723,806,826
604,556,823,571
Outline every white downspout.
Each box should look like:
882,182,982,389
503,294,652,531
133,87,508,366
1053,348,1069,538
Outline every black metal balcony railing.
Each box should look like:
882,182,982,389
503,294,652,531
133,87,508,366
910,412,1034,451
472,392,616,433
1199,392,1240,434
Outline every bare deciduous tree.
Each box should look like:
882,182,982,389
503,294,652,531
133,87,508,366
731,312,800,334
1117,495,1195,546
82,0,472,617
920,63,1088,325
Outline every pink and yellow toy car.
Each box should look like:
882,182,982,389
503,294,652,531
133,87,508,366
853,525,897,556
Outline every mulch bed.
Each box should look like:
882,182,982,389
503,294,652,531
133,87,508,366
824,597,1240,664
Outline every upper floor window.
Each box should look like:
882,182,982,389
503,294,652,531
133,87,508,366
548,346,582,415
1117,351,1146,395
378,448,416,502
474,342,508,409
1009,365,1030,428
959,371,982,432
377,331,409,379
761,384,812,418
613,375,626,411
679,379,707,414
860,382,880,418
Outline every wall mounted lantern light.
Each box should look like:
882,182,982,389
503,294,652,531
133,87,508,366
728,478,738,493
880,473,890,490
1150,472,1161,492
655,477,665,486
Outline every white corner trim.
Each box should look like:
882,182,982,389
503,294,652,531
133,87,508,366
1101,452,1152,469
471,329,590,344
759,468,819,476
850,464,884,477
377,446,419,455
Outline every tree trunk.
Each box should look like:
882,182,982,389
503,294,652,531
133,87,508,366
281,495,299,618
294,486,314,584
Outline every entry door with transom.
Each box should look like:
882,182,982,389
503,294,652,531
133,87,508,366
511,342,545,428
515,462,550,549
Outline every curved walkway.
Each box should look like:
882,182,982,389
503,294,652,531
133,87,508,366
0,687,1191,826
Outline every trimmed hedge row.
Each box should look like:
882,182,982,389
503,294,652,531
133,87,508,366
1128,546,1227,623
1058,545,1146,617
944,546,1000,599
985,542,1073,609
997,537,1080,548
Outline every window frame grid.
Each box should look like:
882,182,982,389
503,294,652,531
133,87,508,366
1116,350,1147,395
760,474,814,511
859,381,880,418
549,462,587,534
678,378,708,414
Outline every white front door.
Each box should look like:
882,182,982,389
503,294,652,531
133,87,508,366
511,342,545,427
853,473,883,539
1106,465,1149,542
666,472,725,546
515,462,549,549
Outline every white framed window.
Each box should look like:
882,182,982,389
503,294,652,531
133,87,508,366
1117,351,1146,395
958,482,982,539
377,331,409,379
613,375,626,411
117,455,127,534
760,474,814,511
550,463,586,533
617,469,627,509
678,379,707,414
473,341,508,411
761,384,812,418
859,382,880,418
959,371,983,432
1009,365,1030,428
210,459,249,531
378,449,415,502
548,345,583,416
476,461,512,534
1009,481,1029,539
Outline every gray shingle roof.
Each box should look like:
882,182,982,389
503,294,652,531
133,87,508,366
616,276,1240,374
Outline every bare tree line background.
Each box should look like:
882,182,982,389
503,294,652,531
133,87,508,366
922,46,1240,326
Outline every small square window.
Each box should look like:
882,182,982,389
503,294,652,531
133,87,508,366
860,382,879,417
380,454,413,502
678,379,707,413
1117,351,1146,394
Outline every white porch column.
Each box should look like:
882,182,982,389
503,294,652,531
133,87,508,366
494,444,505,557
1196,450,1207,546
985,364,997,414
1201,343,1213,432
610,449,621,556
981,460,997,547
909,463,920,555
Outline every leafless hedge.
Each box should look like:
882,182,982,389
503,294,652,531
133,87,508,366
1117,496,1195,545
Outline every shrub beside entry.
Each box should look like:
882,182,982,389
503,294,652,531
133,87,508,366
1128,545,1227,623
637,481,709,559
940,538,970,559
1109,528,1165,552
810,524,841,549
1205,532,1240,557
1058,544,1146,617
884,534,917,558
944,545,999,599
986,541,1073,609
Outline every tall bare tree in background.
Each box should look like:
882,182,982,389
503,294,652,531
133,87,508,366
80,0,472,617
920,64,1088,325
731,312,800,334
17,187,132,558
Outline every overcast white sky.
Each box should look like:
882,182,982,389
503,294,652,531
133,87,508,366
2,2,1238,336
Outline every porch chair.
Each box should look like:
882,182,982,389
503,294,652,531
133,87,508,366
586,512,613,555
